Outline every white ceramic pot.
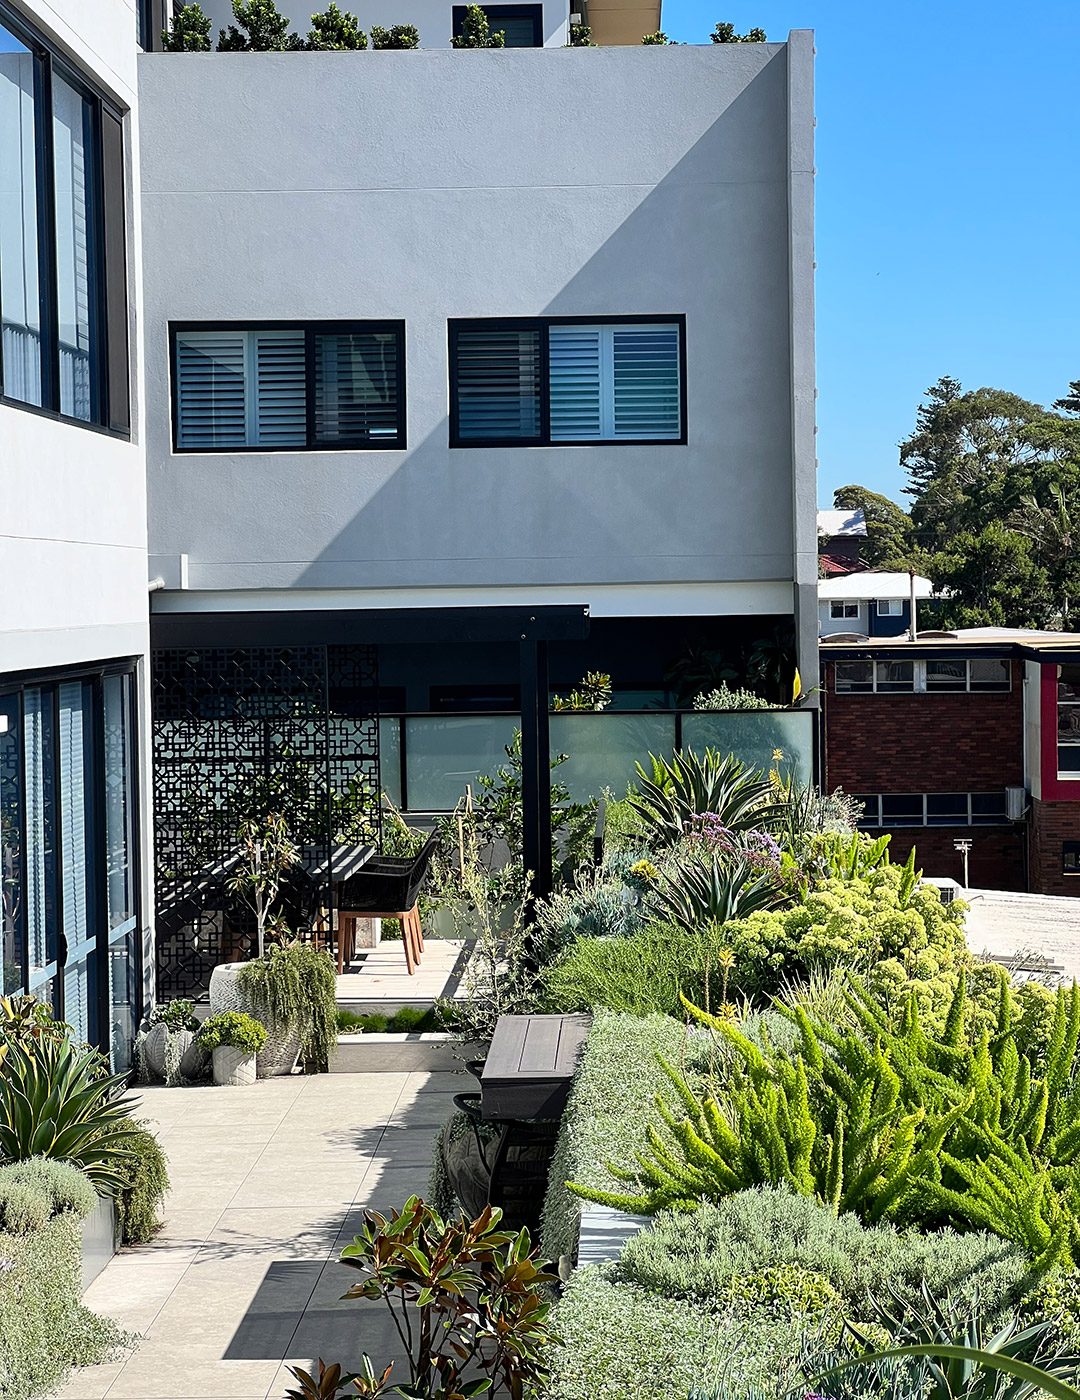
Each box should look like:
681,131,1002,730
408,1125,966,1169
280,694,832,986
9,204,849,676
209,961,301,1078
212,1045,257,1086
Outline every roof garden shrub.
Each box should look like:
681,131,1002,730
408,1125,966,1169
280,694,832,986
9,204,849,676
540,1010,708,1264
539,855,969,1017
370,24,420,47
307,2,365,47
162,3,212,49
0,1159,126,1396
629,749,783,849
617,1188,1030,1324
567,975,1080,1269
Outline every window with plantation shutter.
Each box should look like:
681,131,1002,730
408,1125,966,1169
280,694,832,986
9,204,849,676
453,326,541,443
175,331,247,448
548,325,602,440
450,316,684,447
172,321,405,451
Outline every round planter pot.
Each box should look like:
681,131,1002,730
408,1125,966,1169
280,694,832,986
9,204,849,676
212,1045,257,1087
209,961,302,1078
142,1024,206,1082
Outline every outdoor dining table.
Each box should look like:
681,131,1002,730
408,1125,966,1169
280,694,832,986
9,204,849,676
298,841,376,959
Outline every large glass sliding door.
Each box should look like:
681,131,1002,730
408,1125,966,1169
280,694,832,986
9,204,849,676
104,674,138,1071
0,665,140,1066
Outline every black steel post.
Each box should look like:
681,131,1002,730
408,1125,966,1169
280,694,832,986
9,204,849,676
519,639,552,920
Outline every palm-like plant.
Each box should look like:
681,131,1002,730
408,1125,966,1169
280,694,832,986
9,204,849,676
0,1037,141,1192
629,750,782,848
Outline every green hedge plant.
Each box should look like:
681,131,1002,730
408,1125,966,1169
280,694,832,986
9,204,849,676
568,975,1080,1268
370,24,419,46
114,1122,170,1246
197,1011,268,1054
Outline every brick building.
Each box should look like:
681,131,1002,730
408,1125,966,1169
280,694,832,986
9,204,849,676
821,630,1080,895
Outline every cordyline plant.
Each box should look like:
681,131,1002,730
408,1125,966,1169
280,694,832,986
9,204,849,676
287,1197,557,1400
568,973,1080,1270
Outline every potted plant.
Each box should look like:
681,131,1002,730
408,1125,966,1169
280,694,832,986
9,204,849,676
209,812,306,1076
197,1011,267,1087
139,999,205,1084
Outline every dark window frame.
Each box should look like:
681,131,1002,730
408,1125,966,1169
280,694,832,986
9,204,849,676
855,791,1010,830
169,319,408,454
0,656,142,1066
0,0,129,437
452,3,543,45
1064,841,1080,876
448,314,688,449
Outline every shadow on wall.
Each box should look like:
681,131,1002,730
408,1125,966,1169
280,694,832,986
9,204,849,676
292,51,794,590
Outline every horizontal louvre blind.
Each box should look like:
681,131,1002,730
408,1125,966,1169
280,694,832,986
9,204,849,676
548,325,602,440
175,331,247,448
612,324,680,439
314,331,399,445
455,327,541,441
254,330,305,446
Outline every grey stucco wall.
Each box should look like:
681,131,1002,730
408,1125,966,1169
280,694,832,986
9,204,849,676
138,40,814,598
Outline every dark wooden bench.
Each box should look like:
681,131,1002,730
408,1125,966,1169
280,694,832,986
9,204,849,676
480,1013,592,1120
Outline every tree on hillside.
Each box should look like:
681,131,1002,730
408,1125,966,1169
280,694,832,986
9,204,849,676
831,484,913,569
930,522,1053,631
897,376,1080,629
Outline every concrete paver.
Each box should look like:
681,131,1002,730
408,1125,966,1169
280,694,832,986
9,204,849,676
55,1072,456,1400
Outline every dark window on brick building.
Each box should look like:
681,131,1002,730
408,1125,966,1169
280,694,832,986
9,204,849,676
1064,842,1080,876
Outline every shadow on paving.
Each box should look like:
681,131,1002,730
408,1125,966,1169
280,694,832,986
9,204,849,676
221,1075,460,1376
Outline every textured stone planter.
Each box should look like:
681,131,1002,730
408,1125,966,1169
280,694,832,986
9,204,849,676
142,1023,206,1082
212,1045,257,1086
209,961,301,1078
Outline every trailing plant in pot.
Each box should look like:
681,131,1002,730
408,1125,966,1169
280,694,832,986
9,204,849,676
211,813,312,1075
137,999,205,1085
198,1012,267,1087
238,941,338,1074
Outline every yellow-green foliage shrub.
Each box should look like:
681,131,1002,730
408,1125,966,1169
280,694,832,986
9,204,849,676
724,864,968,999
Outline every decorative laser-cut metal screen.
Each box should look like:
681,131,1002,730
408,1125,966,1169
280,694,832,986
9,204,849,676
152,645,380,1000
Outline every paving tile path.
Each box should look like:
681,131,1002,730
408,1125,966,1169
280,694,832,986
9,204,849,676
57,1071,459,1400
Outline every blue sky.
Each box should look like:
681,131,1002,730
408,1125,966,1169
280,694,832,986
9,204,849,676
661,0,1080,506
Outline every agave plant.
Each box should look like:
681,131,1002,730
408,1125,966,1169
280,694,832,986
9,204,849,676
653,851,788,929
0,1037,141,1192
629,749,783,848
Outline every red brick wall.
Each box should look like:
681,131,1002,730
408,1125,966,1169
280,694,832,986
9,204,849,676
822,657,1026,891
823,659,1025,792
874,826,1025,892
1029,799,1080,896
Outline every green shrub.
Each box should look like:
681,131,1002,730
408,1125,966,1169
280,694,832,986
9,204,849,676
617,1189,1030,1322
196,1010,268,1054
569,976,1080,1269
540,919,749,1017
540,1011,706,1263
692,684,774,710
161,1,212,49
335,1007,445,1035
536,872,648,959
723,861,968,1001
451,3,505,45
237,941,337,1071
371,23,419,46
0,1038,141,1192
547,1263,804,1400
307,1,365,47
0,1159,96,1234
0,1215,125,1396
114,1123,170,1246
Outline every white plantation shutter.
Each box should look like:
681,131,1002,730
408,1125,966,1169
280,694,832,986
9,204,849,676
253,331,305,446
175,331,247,447
613,324,680,438
548,325,602,440
547,323,681,441
176,330,306,447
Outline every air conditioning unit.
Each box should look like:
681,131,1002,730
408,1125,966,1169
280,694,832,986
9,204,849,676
1006,786,1029,822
